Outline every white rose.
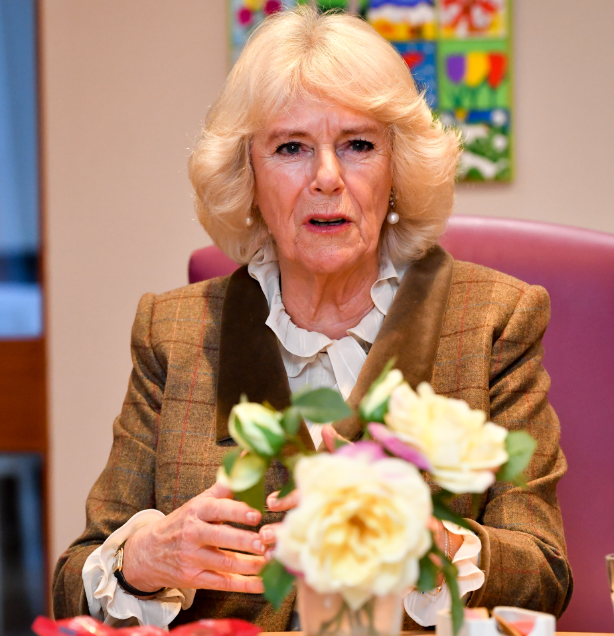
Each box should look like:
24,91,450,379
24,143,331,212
274,452,432,610
359,368,405,422
229,402,285,456
216,453,266,492
385,382,509,493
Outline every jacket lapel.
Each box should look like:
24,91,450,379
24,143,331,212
215,266,315,451
330,245,455,442
216,245,454,449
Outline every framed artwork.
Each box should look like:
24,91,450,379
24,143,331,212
229,0,513,181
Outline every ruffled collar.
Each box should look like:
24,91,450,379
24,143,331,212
247,244,406,398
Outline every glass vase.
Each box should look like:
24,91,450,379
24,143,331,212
297,579,404,636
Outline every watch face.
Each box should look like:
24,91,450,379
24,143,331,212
112,547,123,573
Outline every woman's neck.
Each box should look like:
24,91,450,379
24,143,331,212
278,254,379,340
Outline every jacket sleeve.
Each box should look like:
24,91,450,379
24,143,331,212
53,292,164,618
466,283,573,617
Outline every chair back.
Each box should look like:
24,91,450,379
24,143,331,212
189,217,614,631
441,216,614,632
188,244,239,283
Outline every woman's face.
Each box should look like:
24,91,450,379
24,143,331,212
251,97,393,275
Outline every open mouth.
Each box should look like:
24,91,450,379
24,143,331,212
309,218,347,227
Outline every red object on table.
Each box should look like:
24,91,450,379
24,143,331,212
172,619,261,636
32,616,260,636
189,216,614,632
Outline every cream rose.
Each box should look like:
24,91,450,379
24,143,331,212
228,402,285,456
384,382,509,493
274,450,432,610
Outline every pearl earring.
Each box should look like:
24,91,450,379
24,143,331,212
245,215,254,227
387,189,398,224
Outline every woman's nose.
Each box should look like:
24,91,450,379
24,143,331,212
311,147,344,195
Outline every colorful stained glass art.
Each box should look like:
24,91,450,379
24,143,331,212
228,0,513,181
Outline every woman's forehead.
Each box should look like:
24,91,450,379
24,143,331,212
257,96,386,142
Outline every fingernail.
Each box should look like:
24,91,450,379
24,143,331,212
253,539,264,553
267,494,277,506
246,512,259,523
261,528,273,542
265,549,274,562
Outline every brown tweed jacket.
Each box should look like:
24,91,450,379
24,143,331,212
53,246,572,628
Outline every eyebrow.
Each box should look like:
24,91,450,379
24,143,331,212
266,124,381,143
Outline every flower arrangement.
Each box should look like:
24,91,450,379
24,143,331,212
218,361,536,635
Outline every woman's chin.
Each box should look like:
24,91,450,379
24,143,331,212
278,225,376,276
291,245,372,276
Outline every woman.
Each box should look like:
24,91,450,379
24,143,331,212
53,7,572,631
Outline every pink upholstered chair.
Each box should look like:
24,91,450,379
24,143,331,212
188,216,614,632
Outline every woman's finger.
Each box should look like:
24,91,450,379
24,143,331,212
321,424,350,453
197,520,265,554
267,489,299,512
259,522,283,545
196,547,265,576
192,570,264,594
205,481,234,500
195,494,262,526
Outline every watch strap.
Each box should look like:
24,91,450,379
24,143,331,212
112,541,166,598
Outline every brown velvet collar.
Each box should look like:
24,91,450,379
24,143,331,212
215,245,454,449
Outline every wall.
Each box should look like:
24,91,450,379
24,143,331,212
455,1,614,230
41,0,614,568
40,0,227,564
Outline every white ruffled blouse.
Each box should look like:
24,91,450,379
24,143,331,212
248,243,407,448
82,245,484,629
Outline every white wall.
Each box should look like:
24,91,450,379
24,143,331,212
41,0,614,568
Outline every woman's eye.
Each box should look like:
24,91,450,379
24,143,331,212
276,142,303,155
349,139,375,153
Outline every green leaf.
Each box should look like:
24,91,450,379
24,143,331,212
281,407,302,436
496,431,537,483
510,472,528,488
432,499,472,531
443,559,463,636
261,560,296,610
222,448,241,476
278,474,296,499
359,399,390,424
233,416,247,446
235,477,266,513
334,436,349,450
254,423,285,455
416,552,439,593
282,453,302,472
432,489,454,506
291,387,353,423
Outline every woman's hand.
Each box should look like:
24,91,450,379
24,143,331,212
121,482,266,595
258,489,300,561
258,424,348,557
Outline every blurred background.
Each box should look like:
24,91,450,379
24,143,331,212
0,0,613,633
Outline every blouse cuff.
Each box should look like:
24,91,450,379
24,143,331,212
403,521,484,627
83,509,196,627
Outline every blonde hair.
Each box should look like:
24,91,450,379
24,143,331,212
189,7,460,265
